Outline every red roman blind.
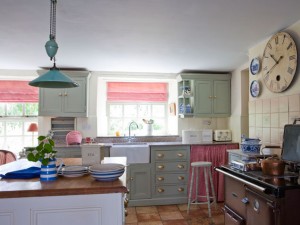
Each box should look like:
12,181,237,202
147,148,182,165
107,82,168,102
0,81,38,102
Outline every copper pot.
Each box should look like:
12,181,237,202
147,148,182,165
261,157,285,176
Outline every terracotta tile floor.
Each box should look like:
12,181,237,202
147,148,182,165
125,203,225,225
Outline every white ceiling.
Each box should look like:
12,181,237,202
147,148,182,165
1,0,300,74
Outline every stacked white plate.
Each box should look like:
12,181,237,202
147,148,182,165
89,163,125,181
58,165,88,177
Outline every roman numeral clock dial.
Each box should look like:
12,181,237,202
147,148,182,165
262,32,297,93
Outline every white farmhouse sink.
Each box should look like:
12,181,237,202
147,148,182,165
110,143,150,164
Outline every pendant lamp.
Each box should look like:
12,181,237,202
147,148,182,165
29,0,79,88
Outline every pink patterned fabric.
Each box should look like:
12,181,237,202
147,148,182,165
0,150,17,165
0,81,38,102
189,144,239,202
107,82,168,102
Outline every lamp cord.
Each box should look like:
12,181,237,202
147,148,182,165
49,0,57,40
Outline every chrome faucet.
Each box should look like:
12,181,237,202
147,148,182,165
128,121,138,141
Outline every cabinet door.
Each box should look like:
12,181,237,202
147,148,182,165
39,76,88,117
39,88,62,115
213,80,231,114
63,77,87,115
194,80,212,115
129,164,151,200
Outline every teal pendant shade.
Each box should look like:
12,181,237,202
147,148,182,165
29,67,79,88
45,39,58,59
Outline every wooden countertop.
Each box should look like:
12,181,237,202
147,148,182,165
0,158,128,199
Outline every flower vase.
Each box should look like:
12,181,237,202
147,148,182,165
40,158,58,181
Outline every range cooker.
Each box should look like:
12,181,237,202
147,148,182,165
216,118,300,225
216,165,300,225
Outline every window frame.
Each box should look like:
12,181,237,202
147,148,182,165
106,101,168,136
0,102,38,155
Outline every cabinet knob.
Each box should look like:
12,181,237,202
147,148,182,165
157,153,164,158
177,187,184,192
209,96,212,99
64,92,68,96
125,209,128,217
177,153,184,158
157,188,164,193
59,93,62,96
130,177,134,180
157,176,164,181
214,96,217,98
157,165,165,170
178,176,184,180
177,164,184,169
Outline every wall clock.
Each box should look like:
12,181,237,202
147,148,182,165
262,32,297,93
250,57,260,75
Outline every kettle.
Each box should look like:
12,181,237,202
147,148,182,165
261,156,285,176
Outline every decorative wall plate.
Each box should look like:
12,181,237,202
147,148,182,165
250,80,260,97
250,57,260,75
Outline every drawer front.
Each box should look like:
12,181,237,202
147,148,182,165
155,173,187,184
155,150,187,161
224,205,245,225
155,162,187,172
225,176,246,218
154,185,187,197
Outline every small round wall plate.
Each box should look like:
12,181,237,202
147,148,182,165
250,57,260,75
250,80,260,97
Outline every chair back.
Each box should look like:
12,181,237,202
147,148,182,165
0,150,17,165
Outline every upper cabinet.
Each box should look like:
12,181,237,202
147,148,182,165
177,73,231,118
38,71,90,117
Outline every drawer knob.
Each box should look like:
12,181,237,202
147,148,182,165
157,176,164,181
177,153,184,157
130,177,134,180
157,153,164,158
157,188,164,193
178,187,184,192
177,164,184,169
157,165,165,169
178,176,184,180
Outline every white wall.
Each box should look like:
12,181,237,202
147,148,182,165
229,62,249,142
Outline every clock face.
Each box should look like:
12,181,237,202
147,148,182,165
262,32,297,93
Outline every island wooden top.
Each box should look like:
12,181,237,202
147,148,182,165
0,158,128,199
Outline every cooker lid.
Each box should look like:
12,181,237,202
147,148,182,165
281,119,300,163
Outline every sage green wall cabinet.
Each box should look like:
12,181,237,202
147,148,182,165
38,71,90,117
177,73,231,117
151,145,190,204
194,79,231,117
127,164,151,200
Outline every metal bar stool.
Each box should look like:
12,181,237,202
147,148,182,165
187,161,216,217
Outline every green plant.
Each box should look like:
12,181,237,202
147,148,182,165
27,135,57,166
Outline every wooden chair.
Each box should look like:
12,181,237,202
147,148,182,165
0,150,17,165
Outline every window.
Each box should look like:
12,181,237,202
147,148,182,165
0,81,38,156
106,82,168,136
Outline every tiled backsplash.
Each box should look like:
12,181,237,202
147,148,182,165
249,94,300,146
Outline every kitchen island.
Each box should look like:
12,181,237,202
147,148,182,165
0,158,127,225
